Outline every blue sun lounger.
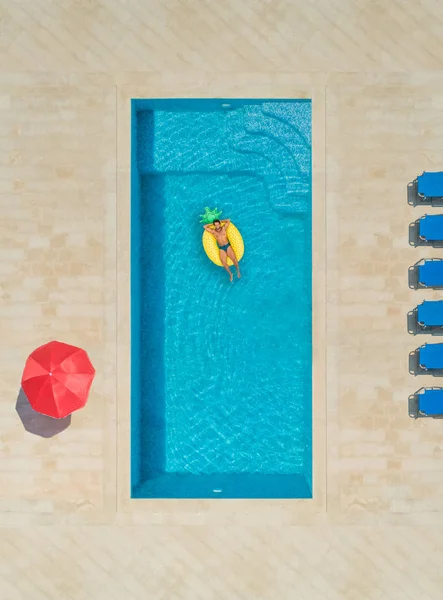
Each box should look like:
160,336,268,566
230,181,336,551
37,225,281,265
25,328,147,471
409,300,443,334
418,301,443,327
409,388,443,418
418,172,443,199
419,214,443,243
409,172,443,206
418,343,443,371
417,259,443,288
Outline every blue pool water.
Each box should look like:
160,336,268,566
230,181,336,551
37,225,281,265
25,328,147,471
131,99,312,498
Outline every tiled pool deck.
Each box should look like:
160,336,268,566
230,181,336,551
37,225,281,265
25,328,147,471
1,2,443,598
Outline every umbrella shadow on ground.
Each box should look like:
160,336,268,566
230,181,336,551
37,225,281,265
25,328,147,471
15,388,71,438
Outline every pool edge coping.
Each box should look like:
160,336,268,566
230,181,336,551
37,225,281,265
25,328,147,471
116,81,327,523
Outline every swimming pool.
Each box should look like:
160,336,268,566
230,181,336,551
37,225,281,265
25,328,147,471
131,99,312,498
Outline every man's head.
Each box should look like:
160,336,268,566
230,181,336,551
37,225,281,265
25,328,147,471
213,219,221,231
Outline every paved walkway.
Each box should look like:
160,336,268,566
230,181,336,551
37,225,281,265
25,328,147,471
1,1,443,598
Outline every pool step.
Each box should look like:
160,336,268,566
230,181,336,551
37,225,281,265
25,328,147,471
136,105,311,215
225,107,310,215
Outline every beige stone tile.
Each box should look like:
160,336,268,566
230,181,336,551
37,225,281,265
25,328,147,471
2,0,443,73
326,78,443,522
0,525,442,600
0,82,116,518
2,0,443,596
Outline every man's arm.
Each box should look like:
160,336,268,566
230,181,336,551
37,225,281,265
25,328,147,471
203,224,215,234
222,219,230,230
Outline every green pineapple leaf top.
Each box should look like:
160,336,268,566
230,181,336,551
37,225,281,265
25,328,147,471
199,207,223,225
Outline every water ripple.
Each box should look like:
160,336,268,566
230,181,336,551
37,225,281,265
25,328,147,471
138,103,312,477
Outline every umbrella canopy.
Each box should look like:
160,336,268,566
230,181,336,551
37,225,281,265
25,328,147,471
21,341,95,419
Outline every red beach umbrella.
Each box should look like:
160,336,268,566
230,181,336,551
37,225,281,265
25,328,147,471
21,341,95,419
